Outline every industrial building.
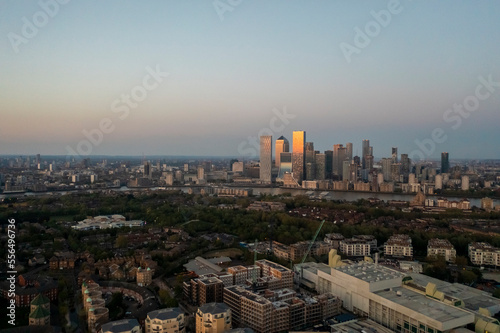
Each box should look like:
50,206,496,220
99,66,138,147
295,261,479,333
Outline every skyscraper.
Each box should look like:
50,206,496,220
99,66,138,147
324,150,333,179
259,135,272,183
305,142,315,180
362,140,370,169
315,153,326,180
401,154,410,182
392,147,398,164
278,152,292,179
275,136,289,168
292,131,306,183
346,142,353,162
332,144,346,179
441,152,450,173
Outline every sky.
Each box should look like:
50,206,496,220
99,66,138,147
1,0,499,160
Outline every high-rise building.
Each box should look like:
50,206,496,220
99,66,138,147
259,135,272,183
197,165,205,180
275,136,289,168
391,163,401,183
342,161,351,182
292,131,306,183
315,153,326,180
332,144,347,179
305,142,315,180
401,154,410,182
462,175,470,191
143,161,151,179
278,152,292,179
441,152,450,173
346,142,353,162
435,174,443,190
324,150,333,179
381,158,392,182
362,140,370,170
392,147,398,164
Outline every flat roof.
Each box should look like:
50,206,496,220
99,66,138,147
375,287,474,324
334,262,406,283
409,273,500,315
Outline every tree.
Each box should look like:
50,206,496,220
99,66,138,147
458,270,478,284
115,235,128,248
455,256,468,267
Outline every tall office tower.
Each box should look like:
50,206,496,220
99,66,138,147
362,155,374,181
143,161,151,178
342,160,351,181
391,163,401,182
362,140,370,169
441,152,450,173
346,142,353,162
197,165,205,180
381,158,392,182
461,175,469,191
275,136,289,168
184,163,189,172
353,155,361,167
400,154,410,182
259,135,272,183
392,147,398,164
305,142,315,180
332,144,347,179
36,154,41,165
315,153,326,180
292,131,306,183
278,152,292,179
349,163,359,182
324,150,333,179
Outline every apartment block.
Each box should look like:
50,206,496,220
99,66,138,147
427,239,456,263
468,242,500,267
256,260,293,289
384,234,413,259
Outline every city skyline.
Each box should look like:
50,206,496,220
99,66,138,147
1,1,500,159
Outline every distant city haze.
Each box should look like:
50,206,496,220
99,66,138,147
1,1,499,159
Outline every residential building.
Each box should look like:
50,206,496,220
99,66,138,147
100,319,141,333
384,234,413,259
468,242,500,267
427,239,456,263
145,308,185,333
196,303,232,333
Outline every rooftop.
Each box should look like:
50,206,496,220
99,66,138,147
100,319,140,333
147,307,183,321
334,262,406,283
375,287,474,324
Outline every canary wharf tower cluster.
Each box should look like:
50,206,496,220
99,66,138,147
259,132,416,191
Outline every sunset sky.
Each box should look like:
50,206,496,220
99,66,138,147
1,1,499,159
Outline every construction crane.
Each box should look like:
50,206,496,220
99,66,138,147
253,239,258,283
300,219,325,265
294,220,325,289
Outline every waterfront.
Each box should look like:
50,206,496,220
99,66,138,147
0,185,491,208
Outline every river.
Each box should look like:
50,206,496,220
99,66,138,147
0,185,491,208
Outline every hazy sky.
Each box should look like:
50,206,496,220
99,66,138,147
1,0,499,160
